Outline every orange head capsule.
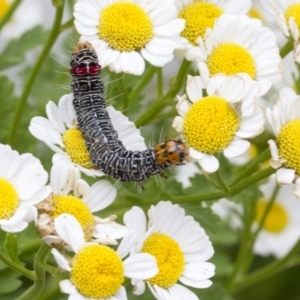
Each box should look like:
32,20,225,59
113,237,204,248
154,138,189,165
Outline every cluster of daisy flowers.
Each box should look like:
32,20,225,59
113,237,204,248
0,142,215,300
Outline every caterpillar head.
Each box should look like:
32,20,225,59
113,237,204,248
155,138,189,165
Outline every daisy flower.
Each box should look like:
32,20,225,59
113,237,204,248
212,177,300,258
211,198,243,230
52,213,158,300
37,162,127,248
195,14,282,96
173,74,265,174
266,87,300,199
74,0,186,75
259,0,300,63
0,0,44,45
253,177,300,258
29,93,146,177
0,143,51,233
123,201,215,300
174,0,251,61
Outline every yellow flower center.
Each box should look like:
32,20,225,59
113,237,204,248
255,200,288,233
142,233,184,288
179,2,223,45
62,128,95,169
285,3,300,32
99,3,153,52
183,96,240,154
277,119,300,174
248,7,264,22
207,43,256,78
51,195,95,241
71,244,124,298
0,0,9,19
0,178,19,220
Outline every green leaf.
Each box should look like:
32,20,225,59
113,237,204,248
198,282,234,300
210,252,234,277
0,278,22,295
182,204,221,234
0,76,18,143
4,234,21,265
0,26,48,70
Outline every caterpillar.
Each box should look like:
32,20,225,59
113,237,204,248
70,42,189,184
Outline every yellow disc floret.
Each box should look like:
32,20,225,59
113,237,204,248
0,0,9,19
277,119,300,174
183,96,240,154
99,3,153,52
207,43,256,78
179,2,223,45
142,233,184,288
62,128,95,169
255,200,288,233
0,178,19,220
285,3,300,32
51,195,95,241
71,244,124,298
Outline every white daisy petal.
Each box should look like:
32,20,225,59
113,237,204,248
276,168,296,185
54,214,85,253
186,75,203,102
189,147,204,160
168,284,199,300
199,154,219,173
141,48,173,67
87,180,117,212
172,116,184,133
51,249,72,272
123,253,158,279
224,139,250,158
117,230,138,259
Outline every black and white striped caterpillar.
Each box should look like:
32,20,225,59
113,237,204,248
70,42,188,183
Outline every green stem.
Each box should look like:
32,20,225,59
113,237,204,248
230,239,300,295
237,185,281,277
229,167,276,196
280,39,294,59
117,74,130,115
253,184,280,240
214,168,229,193
225,200,256,290
230,148,271,187
59,17,74,32
135,59,191,127
0,0,22,31
17,244,51,300
129,66,156,104
0,251,36,280
171,167,275,204
7,1,65,146
157,67,163,98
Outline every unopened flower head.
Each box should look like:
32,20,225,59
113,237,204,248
0,144,51,233
37,163,126,248
174,0,251,60
29,93,146,177
173,74,265,174
266,87,300,199
74,0,186,75
51,214,158,300
123,201,215,300
194,14,282,96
